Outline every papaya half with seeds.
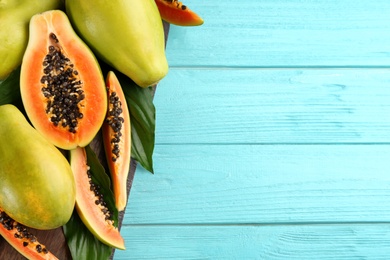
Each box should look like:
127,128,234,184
155,0,204,26
65,0,168,88
70,147,125,250
0,104,75,230
102,71,131,212
20,10,107,150
0,0,64,80
0,208,58,260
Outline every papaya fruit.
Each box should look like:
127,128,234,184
0,104,75,230
0,208,58,260
65,0,168,88
0,0,64,80
70,147,125,250
20,10,107,150
155,0,204,26
102,71,131,211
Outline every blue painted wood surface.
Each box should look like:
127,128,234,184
115,1,390,259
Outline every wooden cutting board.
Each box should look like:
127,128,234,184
0,21,170,260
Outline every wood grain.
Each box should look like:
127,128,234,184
166,0,390,67
116,224,390,259
123,144,390,225
154,68,390,144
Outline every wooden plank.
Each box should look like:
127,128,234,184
166,0,390,67
114,224,390,259
122,144,390,225
154,68,390,144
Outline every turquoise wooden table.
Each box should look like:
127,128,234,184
114,1,390,259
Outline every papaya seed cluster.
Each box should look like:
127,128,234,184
106,91,125,162
87,168,114,224
0,211,49,255
40,32,85,133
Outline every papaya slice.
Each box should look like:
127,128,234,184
0,208,58,260
70,147,125,250
155,0,204,26
102,72,132,212
20,10,107,150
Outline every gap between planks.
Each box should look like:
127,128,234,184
155,143,390,146
121,221,390,228
167,65,390,70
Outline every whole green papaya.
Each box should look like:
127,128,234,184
0,0,64,80
66,0,168,88
0,104,75,230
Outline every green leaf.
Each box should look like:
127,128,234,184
63,146,118,260
63,211,113,260
85,145,119,226
0,66,23,110
116,72,156,174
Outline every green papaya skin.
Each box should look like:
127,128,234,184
65,0,168,88
0,104,75,230
0,0,64,80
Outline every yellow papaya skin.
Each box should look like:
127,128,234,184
0,0,63,80
0,104,76,230
65,0,168,88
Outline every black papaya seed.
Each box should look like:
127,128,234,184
40,33,87,134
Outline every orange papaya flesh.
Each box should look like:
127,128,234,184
0,208,58,260
102,72,131,212
20,10,107,150
70,147,125,250
155,0,204,26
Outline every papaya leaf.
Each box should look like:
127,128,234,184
0,66,24,110
85,145,119,226
63,146,118,260
63,211,113,260
115,72,156,174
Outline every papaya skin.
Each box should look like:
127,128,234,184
102,71,131,211
155,0,204,26
0,0,64,80
20,10,107,150
0,104,76,230
65,0,168,88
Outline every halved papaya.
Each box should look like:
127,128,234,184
0,208,58,260
155,0,204,26
70,147,125,250
20,10,107,150
102,71,132,212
